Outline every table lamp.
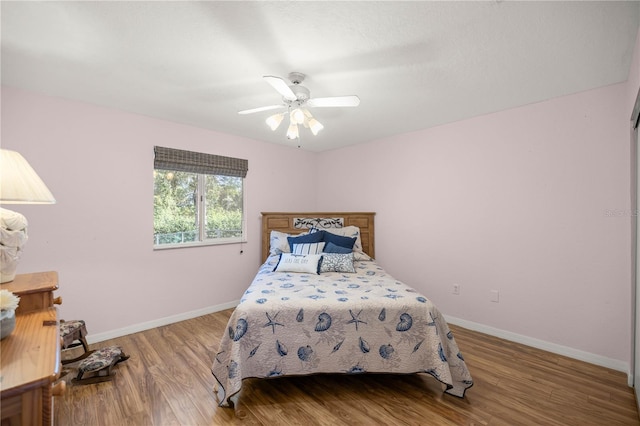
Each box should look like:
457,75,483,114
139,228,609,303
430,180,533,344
0,149,56,283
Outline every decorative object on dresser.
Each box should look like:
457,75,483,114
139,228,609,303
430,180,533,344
0,289,20,339
0,149,56,283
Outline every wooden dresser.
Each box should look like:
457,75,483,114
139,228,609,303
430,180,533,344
1,271,65,426
2,271,61,314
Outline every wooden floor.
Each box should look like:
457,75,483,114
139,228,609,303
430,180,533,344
54,308,640,425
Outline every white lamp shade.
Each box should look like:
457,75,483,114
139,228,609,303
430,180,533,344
0,149,56,204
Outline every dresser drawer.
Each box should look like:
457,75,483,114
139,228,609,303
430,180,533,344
1,271,59,314
1,305,61,425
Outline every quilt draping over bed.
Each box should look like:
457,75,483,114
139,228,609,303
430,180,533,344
212,257,473,407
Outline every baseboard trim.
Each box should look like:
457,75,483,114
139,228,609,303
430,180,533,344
444,314,630,380
86,302,631,385
87,300,240,344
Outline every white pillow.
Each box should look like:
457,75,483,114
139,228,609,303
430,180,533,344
292,242,325,255
273,253,323,274
325,226,372,261
269,230,292,256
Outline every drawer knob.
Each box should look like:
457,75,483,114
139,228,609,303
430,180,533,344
53,296,62,305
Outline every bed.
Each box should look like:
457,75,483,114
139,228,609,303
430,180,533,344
211,212,473,407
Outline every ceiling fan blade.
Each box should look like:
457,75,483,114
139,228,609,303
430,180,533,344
307,95,360,108
238,104,285,115
263,75,297,101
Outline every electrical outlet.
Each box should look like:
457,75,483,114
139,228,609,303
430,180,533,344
490,290,499,303
452,284,460,295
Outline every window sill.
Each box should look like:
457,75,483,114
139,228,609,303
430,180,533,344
153,238,246,250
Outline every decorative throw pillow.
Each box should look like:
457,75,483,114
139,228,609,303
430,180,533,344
269,230,291,256
273,253,323,274
287,231,325,252
323,242,352,254
292,242,325,255
325,227,372,261
323,232,356,250
320,253,356,273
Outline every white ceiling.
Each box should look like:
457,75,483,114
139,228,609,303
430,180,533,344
2,1,639,152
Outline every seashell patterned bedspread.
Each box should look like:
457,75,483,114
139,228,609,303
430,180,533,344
211,257,474,407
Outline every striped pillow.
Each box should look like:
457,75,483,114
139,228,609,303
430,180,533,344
292,242,325,255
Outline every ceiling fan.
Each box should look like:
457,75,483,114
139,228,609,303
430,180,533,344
238,72,360,140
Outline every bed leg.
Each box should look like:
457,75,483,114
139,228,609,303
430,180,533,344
226,393,247,418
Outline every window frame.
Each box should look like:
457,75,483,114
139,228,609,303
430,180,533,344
153,146,247,250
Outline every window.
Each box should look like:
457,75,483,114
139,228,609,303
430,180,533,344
153,146,248,248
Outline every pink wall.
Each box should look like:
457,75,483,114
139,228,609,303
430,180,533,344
1,87,318,335
317,80,634,363
2,31,639,366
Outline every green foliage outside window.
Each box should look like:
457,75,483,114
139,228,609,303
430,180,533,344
154,169,243,246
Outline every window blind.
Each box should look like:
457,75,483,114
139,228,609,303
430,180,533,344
154,146,248,178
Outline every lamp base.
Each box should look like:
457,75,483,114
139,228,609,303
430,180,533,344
0,244,21,283
0,269,16,284
0,208,28,283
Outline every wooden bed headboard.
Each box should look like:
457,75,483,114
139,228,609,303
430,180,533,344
261,212,375,263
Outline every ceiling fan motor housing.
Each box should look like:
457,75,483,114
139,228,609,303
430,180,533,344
288,84,310,102
286,72,310,103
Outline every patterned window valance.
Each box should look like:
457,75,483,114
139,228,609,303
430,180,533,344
154,146,248,178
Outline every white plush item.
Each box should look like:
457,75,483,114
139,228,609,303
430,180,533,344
0,227,27,248
0,208,27,231
0,209,28,283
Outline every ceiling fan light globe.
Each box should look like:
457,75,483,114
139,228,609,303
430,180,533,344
291,108,305,125
309,119,324,136
287,123,299,140
266,113,284,131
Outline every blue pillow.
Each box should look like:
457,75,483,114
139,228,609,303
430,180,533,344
323,242,352,254
323,232,356,250
287,231,325,252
